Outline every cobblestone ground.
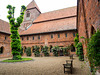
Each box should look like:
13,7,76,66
0,56,91,75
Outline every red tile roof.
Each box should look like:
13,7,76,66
27,0,40,11
20,17,76,35
0,19,10,34
34,6,77,23
20,6,77,35
0,19,23,34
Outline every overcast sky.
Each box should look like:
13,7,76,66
0,0,77,22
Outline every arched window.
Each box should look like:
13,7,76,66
71,44,75,52
50,45,52,52
91,26,96,36
40,45,43,52
32,46,35,53
24,46,27,53
0,46,4,54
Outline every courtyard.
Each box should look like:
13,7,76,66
0,56,91,75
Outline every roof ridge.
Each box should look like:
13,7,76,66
26,0,41,12
0,19,9,24
41,6,77,14
33,15,76,24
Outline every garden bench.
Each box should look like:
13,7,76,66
70,54,73,59
63,60,73,74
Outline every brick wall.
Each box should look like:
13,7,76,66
77,0,100,56
20,8,40,30
21,30,76,55
0,33,11,58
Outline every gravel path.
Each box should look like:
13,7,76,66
0,56,91,75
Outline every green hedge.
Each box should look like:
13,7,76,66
42,46,49,56
52,46,60,56
34,46,40,57
61,47,69,56
26,47,31,56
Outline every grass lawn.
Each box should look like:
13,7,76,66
2,58,33,62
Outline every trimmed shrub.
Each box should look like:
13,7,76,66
42,46,49,56
34,46,40,57
26,47,31,56
61,47,69,56
52,46,60,56
76,42,84,61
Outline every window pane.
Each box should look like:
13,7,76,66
33,36,34,40
65,33,67,37
73,33,75,37
5,36,6,40
26,13,30,17
38,36,40,39
22,37,24,40
51,34,53,38
27,36,29,40
58,34,60,38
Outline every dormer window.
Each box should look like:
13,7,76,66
26,11,30,18
26,11,30,20
26,12,30,17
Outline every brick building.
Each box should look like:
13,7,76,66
77,0,100,56
0,0,77,57
20,1,77,56
0,19,11,57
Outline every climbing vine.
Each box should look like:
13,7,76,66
87,30,100,72
7,5,26,60
74,33,79,55
76,42,84,61
74,33,79,47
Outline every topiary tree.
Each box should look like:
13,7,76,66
42,46,49,56
87,30,100,72
7,5,26,60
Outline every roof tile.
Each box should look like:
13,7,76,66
27,0,40,11
34,6,77,22
0,19,10,34
20,17,76,35
20,6,77,35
